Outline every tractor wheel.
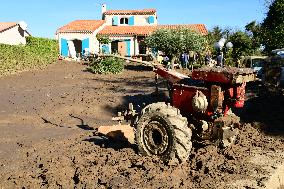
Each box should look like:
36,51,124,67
135,102,192,163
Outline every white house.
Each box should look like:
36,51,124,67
56,4,208,58
0,22,31,45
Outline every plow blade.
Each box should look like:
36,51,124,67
98,124,135,144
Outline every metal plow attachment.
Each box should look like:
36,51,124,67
98,124,135,144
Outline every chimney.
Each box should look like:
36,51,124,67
102,3,107,14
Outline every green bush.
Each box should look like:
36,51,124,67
0,36,58,76
87,57,124,74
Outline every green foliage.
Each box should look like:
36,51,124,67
0,37,58,76
229,31,255,61
207,26,232,54
145,28,207,59
207,26,263,63
87,57,124,74
261,0,284,52
97,35,110,44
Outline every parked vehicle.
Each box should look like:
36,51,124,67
242,56,267,80
263,49,284,93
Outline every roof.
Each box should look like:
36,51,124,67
57,20,106,33
0,22,18,33
99,26,156,36
104,9,156,15
98,24,208,36
158,24,208,35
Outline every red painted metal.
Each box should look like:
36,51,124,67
155,66,255,121
154,66,188,84
172,85,213,118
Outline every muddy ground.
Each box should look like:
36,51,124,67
0,61,283,189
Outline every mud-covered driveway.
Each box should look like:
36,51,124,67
0,61,283,189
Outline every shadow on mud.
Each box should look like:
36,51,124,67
70,114,94,131
235,93,284,137
103,89,170,117
84,135,137,151
124,64,153,72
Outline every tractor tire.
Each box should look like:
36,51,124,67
135,102,192,163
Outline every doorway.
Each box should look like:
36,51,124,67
111,41,119,54
73,39,82,56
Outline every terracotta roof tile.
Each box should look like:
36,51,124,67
0,22,18,33
98,24,208,36
104,9,156,15
99,26,156,36
57,20,106,33
158,24,208,35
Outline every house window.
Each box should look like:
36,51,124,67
120,18,129,25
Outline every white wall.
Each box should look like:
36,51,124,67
104,13,158,26
57,22,107,54
0,25,29,45
58,32,94,55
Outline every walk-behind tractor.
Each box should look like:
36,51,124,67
99,64,256,163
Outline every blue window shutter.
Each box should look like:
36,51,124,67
112,16,118,26
102,44,110,54
125,40,131,56
82,38,90,54
129,16,135,26
61,38,68,57
148,16,155,24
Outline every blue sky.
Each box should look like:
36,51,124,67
1,0,267,38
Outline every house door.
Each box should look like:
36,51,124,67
118,41,126,56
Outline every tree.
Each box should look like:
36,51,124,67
261,0,284,52
245,21,262,51
229,31,255,60
145,28,207,68
96,35,110,53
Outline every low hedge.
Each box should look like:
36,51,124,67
0,36,58,76
87,57,124,74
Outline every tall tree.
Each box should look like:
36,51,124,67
261,0,284,52
145,28,207,68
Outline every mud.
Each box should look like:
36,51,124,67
0,61,283,189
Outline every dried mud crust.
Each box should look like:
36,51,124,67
0,62,283,189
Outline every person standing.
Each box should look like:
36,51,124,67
205,51,211,65
181,53,189,69
216,52,223,67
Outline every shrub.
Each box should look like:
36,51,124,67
0,37,58,76
87,57,124,74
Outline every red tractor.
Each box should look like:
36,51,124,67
100,65,256,163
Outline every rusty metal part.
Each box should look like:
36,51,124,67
192,91,208,113
210,85,224,112
191,66,256,84
112,103,137,125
